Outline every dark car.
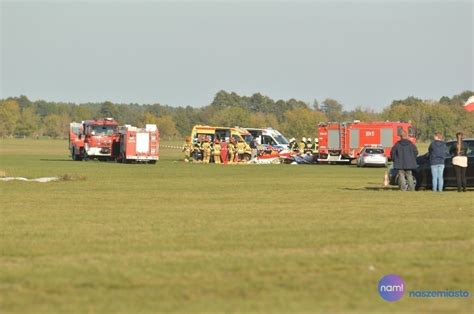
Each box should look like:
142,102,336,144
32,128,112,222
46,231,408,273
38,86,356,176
389,139,474,190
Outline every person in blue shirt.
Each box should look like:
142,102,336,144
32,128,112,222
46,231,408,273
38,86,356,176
428,132,447,192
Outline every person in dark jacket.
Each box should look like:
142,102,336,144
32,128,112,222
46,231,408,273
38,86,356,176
249,138,258,159
449,132,468,192
428,132,447,192
390,130,419,191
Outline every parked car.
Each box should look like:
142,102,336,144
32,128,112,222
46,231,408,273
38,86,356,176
389,139,474,190
356,145,388,167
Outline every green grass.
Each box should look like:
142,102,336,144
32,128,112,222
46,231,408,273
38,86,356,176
0,138,472,313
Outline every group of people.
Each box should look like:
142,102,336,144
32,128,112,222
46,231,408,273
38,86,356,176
182,136,253,164
391,131,469,192
288,137,319,155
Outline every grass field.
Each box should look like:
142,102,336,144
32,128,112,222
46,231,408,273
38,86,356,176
0,139,473,313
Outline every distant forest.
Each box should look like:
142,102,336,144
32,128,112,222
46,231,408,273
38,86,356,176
1,90,473,141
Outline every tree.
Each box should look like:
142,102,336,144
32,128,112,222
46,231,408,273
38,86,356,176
321,98,343,121
99,101,118,118
348,106,381,122
143,112,179,139
70,105,93,122
173,106,200,137
248,93,275,113
210,90,242,109
281,107,327,139
0,99,21,136
248,112,279,129
312,99,320,111
209,106,251,127
15,107,40,137
43,113,70,138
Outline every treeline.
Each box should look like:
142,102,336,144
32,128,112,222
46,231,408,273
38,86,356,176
0,90,473,141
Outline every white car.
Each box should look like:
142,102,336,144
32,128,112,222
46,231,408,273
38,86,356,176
357,146,388,167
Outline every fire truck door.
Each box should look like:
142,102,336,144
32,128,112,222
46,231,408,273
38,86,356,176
328,129,340,149
136,133,150,153
381,128,393,147
350,129,359,149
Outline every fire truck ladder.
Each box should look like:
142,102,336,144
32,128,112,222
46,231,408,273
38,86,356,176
340,123,346,153
327,123,350,163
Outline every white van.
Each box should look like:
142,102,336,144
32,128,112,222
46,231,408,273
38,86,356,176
244,127,290,150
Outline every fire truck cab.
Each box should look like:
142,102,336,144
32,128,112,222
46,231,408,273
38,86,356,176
318,121,416,163
69,118,119,161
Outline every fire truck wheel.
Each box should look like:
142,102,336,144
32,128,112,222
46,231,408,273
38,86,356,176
148,160,157,165
242,154,251,162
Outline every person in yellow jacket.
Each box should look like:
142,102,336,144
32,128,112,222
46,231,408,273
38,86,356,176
228,139,235,164
305,138,313,154
237,139,245,162
298,137,306,155
213,138,221,164
313,137,319,154
201,137,211,164
182,136,193,162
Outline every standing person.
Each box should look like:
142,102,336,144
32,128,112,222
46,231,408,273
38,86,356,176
428,132,447,192
450,132,468,192
220,138,228,165
390,130,419,191
234,140,239,163
313,138,319,154
213,138,221,164
298,137,306,155
288,138,296,151
182,136,193,162
228,138,235,164
250,137,258,160
305,138,312,154
201,137,211,164
237,139,245,162
197,135,204,162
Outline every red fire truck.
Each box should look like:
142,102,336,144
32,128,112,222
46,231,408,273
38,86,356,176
317,121,416,162
69,119,159,163
116,124,160,164
69,118,119,161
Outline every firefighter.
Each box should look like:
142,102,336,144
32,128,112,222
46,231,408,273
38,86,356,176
313,137,319,154
298,137,306,155
233,139,239,163
305,138,313,154
237,139,245,162
202,137,211,164
288,138,296,151
196,135,204,161
192,142,202,162
182,136,193,162
228,138,235,164
220,138,228,165
213,138,221,164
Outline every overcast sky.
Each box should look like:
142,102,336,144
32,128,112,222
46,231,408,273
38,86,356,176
1,0,472,110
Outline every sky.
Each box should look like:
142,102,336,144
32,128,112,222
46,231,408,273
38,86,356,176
1,0,473,110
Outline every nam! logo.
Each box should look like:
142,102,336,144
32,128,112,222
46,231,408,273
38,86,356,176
378,274,405,301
